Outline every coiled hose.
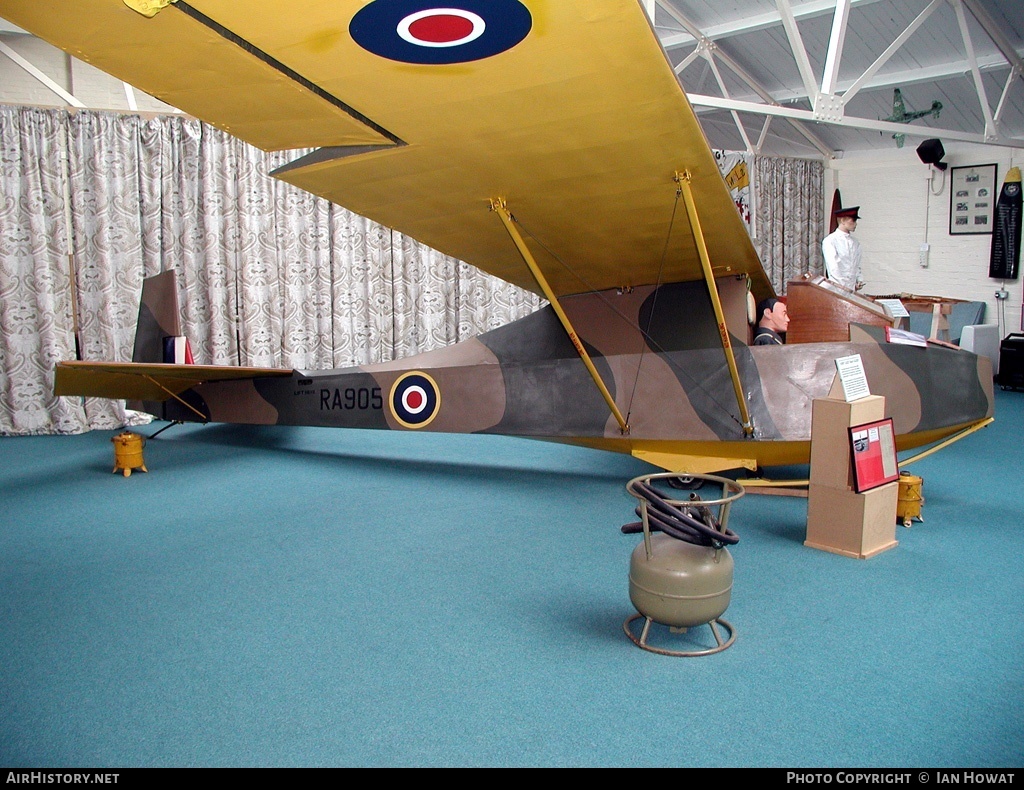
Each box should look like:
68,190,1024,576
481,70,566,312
621,478,739,550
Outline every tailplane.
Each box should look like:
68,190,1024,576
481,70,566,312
55,271,286,417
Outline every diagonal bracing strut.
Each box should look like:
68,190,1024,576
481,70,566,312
490,198,629,434
675,170,753,437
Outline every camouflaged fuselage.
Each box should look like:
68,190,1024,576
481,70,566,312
156,279,994,472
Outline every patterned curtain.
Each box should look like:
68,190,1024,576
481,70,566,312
0,107,81,434
0,106,543,435
752,155,825,294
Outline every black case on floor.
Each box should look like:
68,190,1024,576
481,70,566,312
997,333,1024,390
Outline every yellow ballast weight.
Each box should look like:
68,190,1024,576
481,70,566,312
896,472,924,527
112,431,148,477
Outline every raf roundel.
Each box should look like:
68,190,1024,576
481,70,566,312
350,0,532,65
389,371,441,429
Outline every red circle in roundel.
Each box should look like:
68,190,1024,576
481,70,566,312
409,14,474,43
391,372,441,428
405,389,424,410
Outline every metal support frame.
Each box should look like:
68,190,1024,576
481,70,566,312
658,0,835,156
490,198,629,434
674,171,753,437
735,415,995,492
656,0,1024,154
623,613,735,657
777,0,821,103
148,420,184,440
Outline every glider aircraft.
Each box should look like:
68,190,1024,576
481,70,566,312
4,0,993,474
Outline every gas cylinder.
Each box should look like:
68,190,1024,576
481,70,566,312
628,533,734,628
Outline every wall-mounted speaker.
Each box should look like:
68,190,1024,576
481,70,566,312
917,138,947,170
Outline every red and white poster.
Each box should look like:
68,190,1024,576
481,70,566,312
849,418,899,493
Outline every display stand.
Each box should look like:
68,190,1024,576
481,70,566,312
805,395,898,559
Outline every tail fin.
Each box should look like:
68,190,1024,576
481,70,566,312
132,270,182,363
130,270,185,419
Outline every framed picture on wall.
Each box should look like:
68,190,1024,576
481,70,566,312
950,164,998,235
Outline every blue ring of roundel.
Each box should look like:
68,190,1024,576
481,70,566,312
391,372,440,427
349,0,533,64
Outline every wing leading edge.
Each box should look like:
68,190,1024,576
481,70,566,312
0,0,772,300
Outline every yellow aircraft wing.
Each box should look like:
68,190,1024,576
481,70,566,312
54,361,291,401
1,0,772,300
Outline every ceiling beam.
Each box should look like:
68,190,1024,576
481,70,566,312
772,52,1022,104
821,0,852,95
657,0,835,156
658,0,1024,154
962,0,1024,79
0,39,84,108
0,18,28,35
688,92,1024,148
658,0,884,50
703,47,756,152
776,0,821,103
954,0,996,138
663,0,1022,107
841,0,942,105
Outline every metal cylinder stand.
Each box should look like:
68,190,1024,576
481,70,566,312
623,471,744,657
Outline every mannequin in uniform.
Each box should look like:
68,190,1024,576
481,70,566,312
821,206,864,291
752,297,789,345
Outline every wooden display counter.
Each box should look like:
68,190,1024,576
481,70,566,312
785,276,894,343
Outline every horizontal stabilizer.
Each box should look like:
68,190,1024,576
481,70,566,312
54,361,290,401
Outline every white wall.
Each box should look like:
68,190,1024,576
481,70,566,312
825,142,1024,337
0,33,179,113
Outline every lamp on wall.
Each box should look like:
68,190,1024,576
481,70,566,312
916,138,947,170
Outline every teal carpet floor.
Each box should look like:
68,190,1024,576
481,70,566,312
1,391,1022,767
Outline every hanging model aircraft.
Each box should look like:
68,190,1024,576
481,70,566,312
5,0,993,474
884,88,943,148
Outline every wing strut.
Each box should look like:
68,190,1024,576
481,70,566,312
674,171,754,437
490,198,629,435
141,374,209,422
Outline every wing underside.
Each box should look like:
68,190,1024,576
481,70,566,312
0,0,773,300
